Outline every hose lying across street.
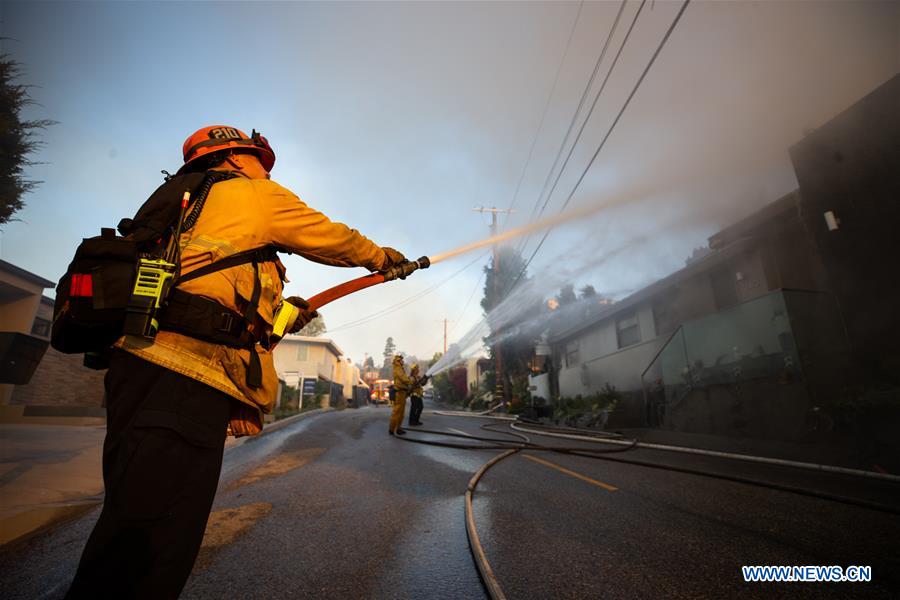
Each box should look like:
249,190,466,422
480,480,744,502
395,414,900,600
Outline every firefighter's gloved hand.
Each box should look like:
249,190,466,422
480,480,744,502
272,296,319,342
380,247,407,270
284,296,318,333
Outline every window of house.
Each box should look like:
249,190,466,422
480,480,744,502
31,317,51,338
565,341,580,368
616,313,641,348
296,344,309,361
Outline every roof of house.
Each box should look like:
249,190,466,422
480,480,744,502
548,190,802,345
709,190,800,250
280,335,343,357
0,259,55,288
549,232,761,345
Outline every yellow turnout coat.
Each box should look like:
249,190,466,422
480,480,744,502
118,170,390,436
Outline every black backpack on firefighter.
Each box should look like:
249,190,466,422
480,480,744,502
51,170,275,387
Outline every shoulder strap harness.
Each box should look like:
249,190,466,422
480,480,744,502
156,171,279,389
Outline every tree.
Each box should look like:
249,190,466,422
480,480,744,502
383,337,396,361
557,284,577,306
579,285,597,299
479,247,541,404
297,315,326,336
380,336,397,378
0,55,55,225
480,247,528,314
364,355,375,369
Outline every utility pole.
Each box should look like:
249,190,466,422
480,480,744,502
473,206,514,408
434,318,450,354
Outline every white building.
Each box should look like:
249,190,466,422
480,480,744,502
272,335,365,408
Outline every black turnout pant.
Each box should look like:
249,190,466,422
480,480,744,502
408,395,424,425
66,351,231,600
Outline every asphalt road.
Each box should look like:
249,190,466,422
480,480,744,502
2,402,898,599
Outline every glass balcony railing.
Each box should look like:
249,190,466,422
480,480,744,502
641,289,849,424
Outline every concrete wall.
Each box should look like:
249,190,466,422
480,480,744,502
664,381,811,441
10,347,105,407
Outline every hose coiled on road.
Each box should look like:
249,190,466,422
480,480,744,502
397,414,900,600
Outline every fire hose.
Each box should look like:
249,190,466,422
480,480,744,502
271,256,431,342
306,256,431,311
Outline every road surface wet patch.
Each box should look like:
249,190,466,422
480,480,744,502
194,502,273,570
228,447,325,490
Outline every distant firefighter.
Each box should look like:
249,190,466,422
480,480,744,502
390,355,412,436
408,364,428,427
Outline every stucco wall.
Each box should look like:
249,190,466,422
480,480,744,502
273,340,338,382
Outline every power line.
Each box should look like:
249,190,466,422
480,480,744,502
511,0,691,290
503,0,585,226
517,0,640,256
449,271,485,337
327,251,488,333
517,0,630,251
431,270,485,353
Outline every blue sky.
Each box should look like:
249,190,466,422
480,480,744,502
2,1,898,364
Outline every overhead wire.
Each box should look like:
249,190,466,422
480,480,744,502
517,0,644,257
317,0,579,339
430,269,486,353
510,0,691,292
518,0,631,250
327,251,488,333
358,3,586,345
502,0,585,226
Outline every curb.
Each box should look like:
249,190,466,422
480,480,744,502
510,422,900,483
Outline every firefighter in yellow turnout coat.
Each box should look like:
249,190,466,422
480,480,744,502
390,355,412,435
66,125,408,599
408,364,426,426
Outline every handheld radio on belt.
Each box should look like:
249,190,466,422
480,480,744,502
122,191,191,340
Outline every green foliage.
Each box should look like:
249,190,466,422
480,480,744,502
297,315,326,336
274,384,300,420
303,379,331,411
0,54,56,225
553,383,622,428
432,371,464,406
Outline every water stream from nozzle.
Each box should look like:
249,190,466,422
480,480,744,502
428,200,609,265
